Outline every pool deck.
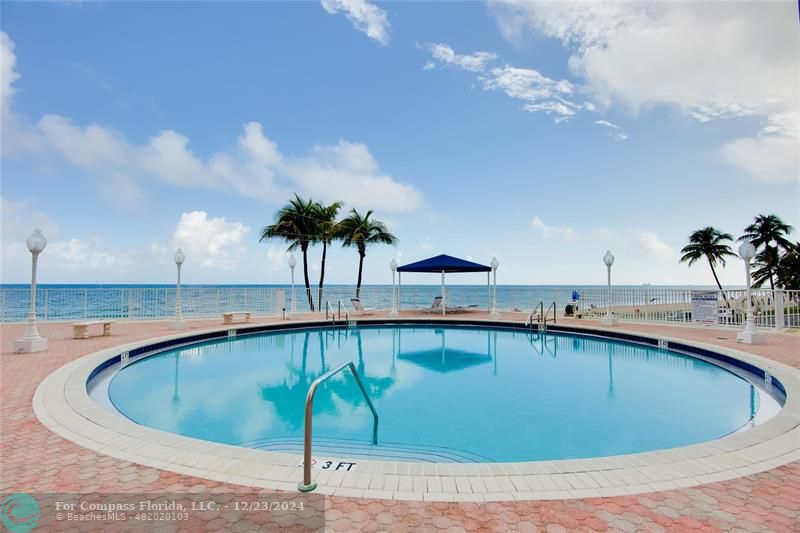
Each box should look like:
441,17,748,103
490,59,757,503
2,312,799,532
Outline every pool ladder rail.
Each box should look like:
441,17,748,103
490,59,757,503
324,300,347,325
298,360,378,493
526,301,557,331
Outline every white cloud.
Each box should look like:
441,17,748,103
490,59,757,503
634,231,674,260
0,196,119,279
320,0,390,46
171,211,250,271
1,33,421,212
0,32,19,115
594,120,619,129
423,62,436,71
594,120,628,141
48,238,117,270
263,246,291,273
530,216,577,242
482,65,580,122
488,1,799,182
720,136,799,184
287,140,422,211
590,226,673,260
420,236,434,251
427,43,497,73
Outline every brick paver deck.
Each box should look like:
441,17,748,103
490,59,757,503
2,314,798,532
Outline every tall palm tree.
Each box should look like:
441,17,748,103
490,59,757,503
337,209,398,298
739,214,794,291
260,194,318,311
313,200,343,307
679,227,736,301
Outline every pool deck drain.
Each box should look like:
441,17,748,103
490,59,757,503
3,313,800,531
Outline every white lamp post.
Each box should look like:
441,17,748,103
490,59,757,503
736,242,765,344
601,250,618,326
490,256,500,317
171,248,186,329
389,258,399,317
14,229,48,353
288,254,297,316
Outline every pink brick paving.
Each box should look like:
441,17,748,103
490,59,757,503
2,314,799,532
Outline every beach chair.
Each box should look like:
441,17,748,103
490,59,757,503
350,298,375,315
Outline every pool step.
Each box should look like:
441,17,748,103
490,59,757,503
243,436,493,463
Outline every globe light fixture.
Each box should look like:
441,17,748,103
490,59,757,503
490,256,500,318
14,229,49,353
736,241,765,345
171,248,187,329
389,258,399,317
601,250,618,326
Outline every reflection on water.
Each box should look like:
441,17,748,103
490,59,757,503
110,326,775,462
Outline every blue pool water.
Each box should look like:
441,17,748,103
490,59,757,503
107,325,770,462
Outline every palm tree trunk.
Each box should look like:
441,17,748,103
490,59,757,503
318,241,327,309
356,251,365,298
302,245,314,311
707,258,729,306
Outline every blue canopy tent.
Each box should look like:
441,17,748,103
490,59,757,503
396,254,492,315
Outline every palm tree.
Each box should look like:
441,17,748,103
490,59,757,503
337,209,398,298
752,246,780,289
679,227,736,301
739,214,794,291
260,194,318,311
313,200,343,307
776,242,800,290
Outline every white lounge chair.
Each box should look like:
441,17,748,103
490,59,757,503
422,296,476,314
350,298,375,315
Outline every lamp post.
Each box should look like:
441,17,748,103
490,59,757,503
490,256,500,317
601,250,618,326
14,229,48,353
736,242,765,345
171,248,186,329
288,254,297,316
389,258,399,317
172,248,186,329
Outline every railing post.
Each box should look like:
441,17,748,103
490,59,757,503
775,289,785,331
83,289,88,319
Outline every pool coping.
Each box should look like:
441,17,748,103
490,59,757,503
33,318,800,502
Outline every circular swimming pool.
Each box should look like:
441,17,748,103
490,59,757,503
101,324,781,463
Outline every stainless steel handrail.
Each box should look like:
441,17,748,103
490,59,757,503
546,301,557,324
298,360,379,492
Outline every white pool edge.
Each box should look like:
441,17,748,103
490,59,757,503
33,319,800,502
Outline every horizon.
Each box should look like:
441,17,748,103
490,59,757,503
2,1,798,287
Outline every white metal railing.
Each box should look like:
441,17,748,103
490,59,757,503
1,285,797,329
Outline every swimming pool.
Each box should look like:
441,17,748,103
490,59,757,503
103,324,781,463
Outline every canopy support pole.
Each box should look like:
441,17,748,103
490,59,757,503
398,272,401,312
487,272,490,312
441,271,446,316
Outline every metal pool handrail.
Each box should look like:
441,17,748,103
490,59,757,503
298,360,379,492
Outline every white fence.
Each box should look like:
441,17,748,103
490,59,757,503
1,286,797,329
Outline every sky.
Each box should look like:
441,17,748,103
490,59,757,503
1,1,798,287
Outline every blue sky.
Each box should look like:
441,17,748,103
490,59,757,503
1,1,798,286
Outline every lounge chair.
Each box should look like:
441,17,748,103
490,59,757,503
422,296,476,314
350,298,375,315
